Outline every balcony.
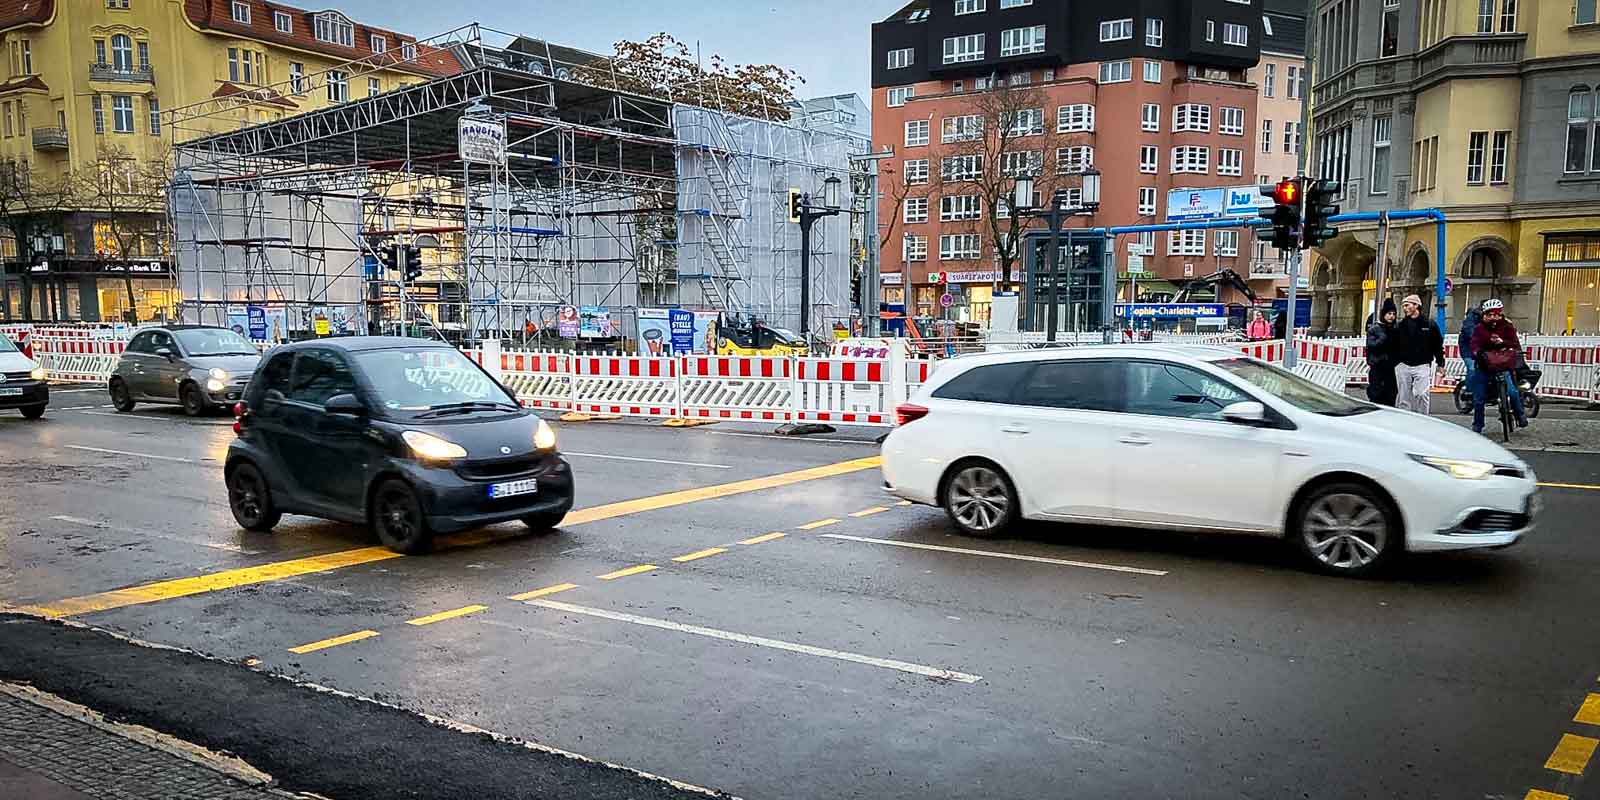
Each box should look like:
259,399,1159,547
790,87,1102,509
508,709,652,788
88,62,154,84
31,127,68,151
1415,33,1525,83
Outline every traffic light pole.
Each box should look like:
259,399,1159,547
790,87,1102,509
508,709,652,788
397,242,408,335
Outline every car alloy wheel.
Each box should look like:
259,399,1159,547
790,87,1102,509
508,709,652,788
228,464,280,532
1300,490,1392,575
181,384,206,417
945,464,1014,537
373,479,433,554
110,380,135,413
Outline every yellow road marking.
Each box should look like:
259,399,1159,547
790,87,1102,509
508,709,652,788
1525,790,1569,800
405,604,488,626
1544,733,1598,775
19,456,881,619
737,532,786,545
798,518,840,530
1576,693,1600,726
507,582,579,602
287,630,379,654
672,547,728,563
849,506,889,518
896,500,912,506
1540,482,1600,491
597,564,658,581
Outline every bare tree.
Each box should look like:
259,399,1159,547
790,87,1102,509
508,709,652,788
875,157,934,250
0,159,74,320
69,144,172,321
575,33,805,120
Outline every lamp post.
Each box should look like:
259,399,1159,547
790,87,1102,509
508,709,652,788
796,175,843,341
1015,168,1100,343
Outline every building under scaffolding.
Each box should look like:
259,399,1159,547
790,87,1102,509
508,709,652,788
166,25,864,343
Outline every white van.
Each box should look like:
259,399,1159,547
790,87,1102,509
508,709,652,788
0,333,48,419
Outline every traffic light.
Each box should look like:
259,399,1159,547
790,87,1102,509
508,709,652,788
1302,179,1341,247
402,244,423,282
1259,179,1302,251
378,242,398,272
787,189,803,223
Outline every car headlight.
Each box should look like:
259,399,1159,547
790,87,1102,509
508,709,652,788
206,379,226,392
29,365,45,381
534,418,558,451
1410,454,1495,480
402,430,468,461
209,368,230,382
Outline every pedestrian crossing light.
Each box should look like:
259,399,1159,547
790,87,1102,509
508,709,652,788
1259,179,1303,251
403,244,424,282
788,189,803,223
1303,179,1342,247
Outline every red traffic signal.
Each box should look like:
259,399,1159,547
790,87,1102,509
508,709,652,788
1272,178,1301,207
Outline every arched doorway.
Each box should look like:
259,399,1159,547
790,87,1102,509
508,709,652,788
1399,246,1432,313
1452,237,1514,321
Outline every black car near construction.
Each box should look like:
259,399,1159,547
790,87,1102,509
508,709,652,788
225,337,573,553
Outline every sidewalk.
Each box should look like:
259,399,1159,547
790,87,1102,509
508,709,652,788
1425,394,1600,453
0,683,297,800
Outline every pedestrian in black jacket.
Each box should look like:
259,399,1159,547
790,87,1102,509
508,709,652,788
1391,294,1447,414
1365,298,1399,406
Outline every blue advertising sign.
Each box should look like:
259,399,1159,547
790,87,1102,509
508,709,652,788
247,305,267,340
1166,188,1225,222
668,309,695,354
1224,186,1272,217
1114,303,1228,319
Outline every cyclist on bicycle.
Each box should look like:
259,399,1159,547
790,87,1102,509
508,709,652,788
1468,298,1528,434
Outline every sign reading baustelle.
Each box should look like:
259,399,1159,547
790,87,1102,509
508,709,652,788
458,117,507,166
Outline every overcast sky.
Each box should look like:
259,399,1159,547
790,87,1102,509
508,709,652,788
331,0,904,102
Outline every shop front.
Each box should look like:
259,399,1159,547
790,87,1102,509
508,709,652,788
1540,233,1600,334
1,258,175,323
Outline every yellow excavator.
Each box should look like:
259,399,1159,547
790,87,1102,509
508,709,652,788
715,313,808,357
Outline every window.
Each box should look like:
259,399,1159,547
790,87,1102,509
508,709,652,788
92,95,104,134
904,197,929,224
1057,104,1094,132
401,41,416,60
904,158,930,184
955,0,986,14
942,114,983,142
370,35,387,54
1580,0,1597,24
1124,362,1246,420
1263,62,1275,97
905,119,929,146
1491,130,1510,183
230,0,250,23
1219,106,1245,135
1099,60,1131,83
1316,126,1352,191
1567,88,1593,173
903,234,928,262
1000,150,1043,177
1467,130,1488,184
1223,23,1249,46
1141,103,1160,132
1380,0,1400,57
18,40,30,74
1168,229,1206,256
1412,135,1439,191
1143,60,1162,83
1287,66,1302,99
1056,146,1093,174
147,97,160,135
1139,145,1158,173
1283,121,1299,154
227,48,239,82
107,0,130,7
1099,19,1133,42
1138,186,1156,216
941,195,983,221
1133,231,1155,255
1477,0,1494,32
1174,103,1211,132
887,48,915,69
368,77,381,97
138,41,149,71
939,233,982,260
2,103,10,138
1010,71,1031,86
975,75,993,90
931,361,1034,403
1172,146,1210,173
1016,361,1122,411
943,34,985,63
1262,119,1274,153
1146,18,1164,46
942,154,983,181
111,95,134,133
1000,26,1045,56
1501,0,1517,30
1206,20,1216,41
314,12,355,47
1215,230,1239,257
327,70,349,102
289,62,305,94
887,86,914,107
1000,0,1032,7
1005,108,1044,136
1218,148,1243,176
288,350,358,408
1370,115,1391,194
274,10,292,33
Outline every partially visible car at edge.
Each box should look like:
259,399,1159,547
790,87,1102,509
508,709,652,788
0,332,48,419
109,326,261,416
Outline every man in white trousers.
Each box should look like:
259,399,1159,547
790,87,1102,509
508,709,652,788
1390,294,1446,414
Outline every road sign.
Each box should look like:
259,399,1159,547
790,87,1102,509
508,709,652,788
939,292,954,309
1443,278,1454,295
1127,254,1145,274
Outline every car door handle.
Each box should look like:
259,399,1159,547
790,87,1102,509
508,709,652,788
1119,434,1152,446
1001,425,1031,435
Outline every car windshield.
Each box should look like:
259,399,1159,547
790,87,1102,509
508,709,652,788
1211,358,1375,416
0,334,15,354
354,347,518,413
174,328,257,356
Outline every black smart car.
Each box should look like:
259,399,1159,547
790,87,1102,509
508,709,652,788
225,337,573,553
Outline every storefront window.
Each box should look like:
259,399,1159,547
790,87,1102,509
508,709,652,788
882,287,905,305
1541,268,1600,334
98,279,174,323
914,286,936,317
965,285,993,325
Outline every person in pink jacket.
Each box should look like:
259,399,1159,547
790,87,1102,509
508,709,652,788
1246,309,1271,340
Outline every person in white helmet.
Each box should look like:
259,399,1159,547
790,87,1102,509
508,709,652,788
1469,298,1528,433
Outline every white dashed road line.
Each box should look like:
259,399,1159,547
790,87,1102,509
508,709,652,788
64,445,198,464
818,534,1170,576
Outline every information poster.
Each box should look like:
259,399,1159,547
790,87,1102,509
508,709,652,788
247,306,267,340
226,305,249,338
692,311,719,354
556,306,580,338
637,308,673,356
579,306,611,339
669,309,695,354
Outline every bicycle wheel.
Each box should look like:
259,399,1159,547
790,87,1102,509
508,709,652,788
1498,376,1513,443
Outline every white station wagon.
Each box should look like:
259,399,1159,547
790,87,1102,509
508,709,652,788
881,345,1539,577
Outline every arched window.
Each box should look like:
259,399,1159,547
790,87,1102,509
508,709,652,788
111,34,133,72
1566,86,1594,174
1462,247,1502,279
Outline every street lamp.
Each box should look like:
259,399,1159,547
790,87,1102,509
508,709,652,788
796,174,844,341
1017,168,1100,343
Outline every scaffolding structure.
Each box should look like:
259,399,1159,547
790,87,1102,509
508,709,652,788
166,24,863,342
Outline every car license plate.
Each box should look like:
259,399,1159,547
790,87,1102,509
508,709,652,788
0,388,21,396
488,479,537,499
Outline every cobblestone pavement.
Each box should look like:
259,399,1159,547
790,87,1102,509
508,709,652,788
1429,396,1600,452
0,689,294,800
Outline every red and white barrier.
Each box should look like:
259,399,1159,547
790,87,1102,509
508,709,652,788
1536,345,1599,401
499,351,573,410
793,359,892,426
678,356,793,422
30,336,126,383
568,355,680,419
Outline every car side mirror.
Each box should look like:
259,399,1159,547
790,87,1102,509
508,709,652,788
1221,401,1267,426
324,393,367,417
154,347,174,360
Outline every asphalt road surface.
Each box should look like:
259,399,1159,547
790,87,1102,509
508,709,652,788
2,389,1599,800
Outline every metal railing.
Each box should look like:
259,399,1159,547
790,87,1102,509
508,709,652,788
31,127,68,150
89,62,154,83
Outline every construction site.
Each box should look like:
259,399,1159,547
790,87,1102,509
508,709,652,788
165,24,866,345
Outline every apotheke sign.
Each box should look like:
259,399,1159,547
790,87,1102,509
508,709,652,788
931,269,1023,284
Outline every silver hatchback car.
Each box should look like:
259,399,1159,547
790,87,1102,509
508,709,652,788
109,326,262,416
